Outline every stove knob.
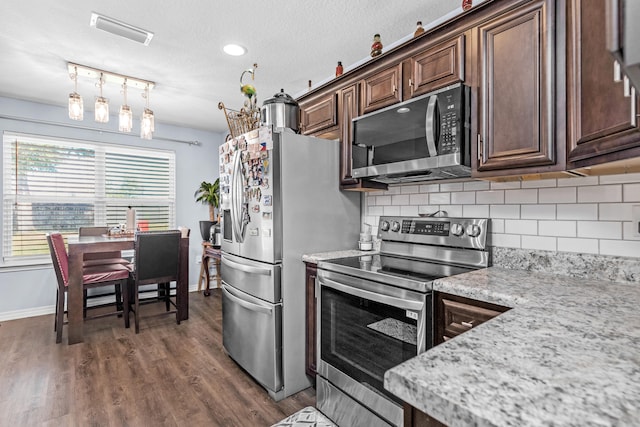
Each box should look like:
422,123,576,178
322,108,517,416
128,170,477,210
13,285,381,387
466,224,481,237
391,221,401,232
380,220,390,231
451,223,465,236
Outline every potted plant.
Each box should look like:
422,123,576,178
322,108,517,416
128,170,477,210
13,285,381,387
194,178,220,241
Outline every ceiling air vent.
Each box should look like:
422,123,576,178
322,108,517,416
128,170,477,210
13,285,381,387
90,12,154,46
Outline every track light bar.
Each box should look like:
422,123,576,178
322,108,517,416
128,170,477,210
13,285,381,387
67,62,155,91
90,12,154,46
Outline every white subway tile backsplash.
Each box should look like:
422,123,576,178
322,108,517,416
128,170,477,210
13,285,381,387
557,238,599,254
400,185,420,194
505,219,538,235
439,205,463,217
558,176,599,187
464,180,491,191
521,204,556,220
577,185,622,203
505,189,538,204
463,204,489,217
577,221,622,239
451,191,476,205
490,205,520,219
441,182,464,192
490,181,521,190
476,190,505,204
522,235,557,251
491,233,521,248
557,204,598,220
400,205,419,217
600,239,640,257
392,194,410,205
409,194,430,205
383,205,401,216
539,220,576,237
419,183,440,193
363,172,640,259
599,172,640,184
521,179,557,188
490,219,505,233
430,192,451,205
623,183,640,202
539,187,576,204
599,203,632,221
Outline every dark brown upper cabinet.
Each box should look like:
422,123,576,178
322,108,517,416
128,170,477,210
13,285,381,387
406,34,466,98
566,0,640,169
360,64,402,114
299,91,339,137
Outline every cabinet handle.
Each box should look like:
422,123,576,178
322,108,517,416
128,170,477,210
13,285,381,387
393,83,397,95
613,61,622,82
477,134,482,162
624,76,631,97
461,320,475,328
631,87,637,127
409,78,413,88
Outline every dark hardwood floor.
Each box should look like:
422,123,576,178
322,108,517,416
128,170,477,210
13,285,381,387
0,289,315,426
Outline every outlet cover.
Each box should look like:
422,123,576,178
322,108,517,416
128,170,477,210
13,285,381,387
633,205,640,237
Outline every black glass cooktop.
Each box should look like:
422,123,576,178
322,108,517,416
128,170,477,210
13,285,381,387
319,254,475,292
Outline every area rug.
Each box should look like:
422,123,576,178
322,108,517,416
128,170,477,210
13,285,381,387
271,406,337,427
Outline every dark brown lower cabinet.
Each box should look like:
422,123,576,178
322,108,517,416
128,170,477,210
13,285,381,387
404,403,448,427
304,262,317,381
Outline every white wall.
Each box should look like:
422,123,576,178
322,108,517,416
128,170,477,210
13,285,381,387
0,97,224,320
363,174,640,258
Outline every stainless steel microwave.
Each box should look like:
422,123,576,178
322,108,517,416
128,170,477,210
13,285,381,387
351,83,471,184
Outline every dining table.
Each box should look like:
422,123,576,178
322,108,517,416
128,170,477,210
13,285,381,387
66,233,190,345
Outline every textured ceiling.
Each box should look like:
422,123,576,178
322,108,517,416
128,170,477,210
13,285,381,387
0,0,462,134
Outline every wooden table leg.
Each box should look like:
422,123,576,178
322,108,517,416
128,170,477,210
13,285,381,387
178,237,189,321
67,249,84,344
203,255,211,297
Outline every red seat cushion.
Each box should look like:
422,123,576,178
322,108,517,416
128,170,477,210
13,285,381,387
82,263,130,284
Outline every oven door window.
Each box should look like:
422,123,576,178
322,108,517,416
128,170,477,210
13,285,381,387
320,286,419,404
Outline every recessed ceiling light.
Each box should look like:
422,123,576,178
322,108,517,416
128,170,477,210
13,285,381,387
223,44,247,56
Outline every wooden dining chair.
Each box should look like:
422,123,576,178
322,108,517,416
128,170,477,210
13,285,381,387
127,230,182,333
47,233,131,343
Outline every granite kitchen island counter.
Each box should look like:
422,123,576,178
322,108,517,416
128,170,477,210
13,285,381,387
384,267,640,426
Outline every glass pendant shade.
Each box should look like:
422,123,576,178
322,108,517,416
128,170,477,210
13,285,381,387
95,96,109,123
68,92,84,121
140,108,154,140
119,105,133,132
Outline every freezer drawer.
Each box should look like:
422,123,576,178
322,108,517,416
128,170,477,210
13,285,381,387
222,283,283,395
221,252,281,303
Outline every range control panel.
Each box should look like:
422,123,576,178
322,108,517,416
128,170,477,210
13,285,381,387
378,216,489,249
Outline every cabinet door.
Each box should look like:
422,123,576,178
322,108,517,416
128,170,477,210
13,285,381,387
300,92,338,136
434,292,509,345
338,84,359,186
360,64,402,114
408,34,465,98
305,263,317,379
566,0,640,167
476,0,556,172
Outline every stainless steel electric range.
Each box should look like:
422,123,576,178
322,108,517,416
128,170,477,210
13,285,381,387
316,216,490,427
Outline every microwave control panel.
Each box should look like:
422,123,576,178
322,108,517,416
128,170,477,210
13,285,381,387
437,86,467,155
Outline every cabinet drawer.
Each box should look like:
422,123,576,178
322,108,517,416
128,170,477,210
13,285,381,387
442,299,501,339
409,34,465,98
360,64,402,114
300,92,338,135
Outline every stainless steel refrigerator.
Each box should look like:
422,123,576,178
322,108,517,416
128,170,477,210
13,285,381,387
219,126,360,401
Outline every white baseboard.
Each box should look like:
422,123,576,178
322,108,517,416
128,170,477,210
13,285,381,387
0,284,202,322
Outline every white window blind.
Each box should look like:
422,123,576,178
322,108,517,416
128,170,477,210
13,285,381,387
2,132,176,266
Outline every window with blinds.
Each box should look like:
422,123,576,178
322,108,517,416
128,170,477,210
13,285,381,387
2,132,176,266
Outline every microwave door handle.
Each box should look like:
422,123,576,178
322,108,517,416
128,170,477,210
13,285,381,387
425,95,439,157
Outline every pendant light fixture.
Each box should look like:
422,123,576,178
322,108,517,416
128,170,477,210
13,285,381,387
94,72,109,123
118,79,133,132
68,66,84,121
140,83,154,140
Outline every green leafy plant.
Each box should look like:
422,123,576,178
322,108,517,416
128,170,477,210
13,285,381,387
194,178,220,221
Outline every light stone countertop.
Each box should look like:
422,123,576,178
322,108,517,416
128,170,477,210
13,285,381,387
302,249,378,264
384,267,640,427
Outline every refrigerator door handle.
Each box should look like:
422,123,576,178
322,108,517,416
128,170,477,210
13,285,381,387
231,151,244,243
222,284,273,315
221,256,272,276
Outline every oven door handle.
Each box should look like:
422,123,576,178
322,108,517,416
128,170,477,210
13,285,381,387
320,277,424,312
